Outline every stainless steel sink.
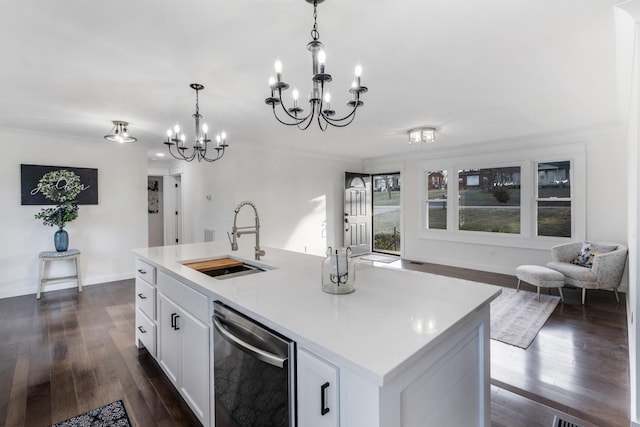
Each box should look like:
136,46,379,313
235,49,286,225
182,257,268,280
200,263,265,279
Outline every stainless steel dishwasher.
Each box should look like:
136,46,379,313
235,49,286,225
213,301,296,427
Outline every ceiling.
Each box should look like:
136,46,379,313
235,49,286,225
0,0,624,161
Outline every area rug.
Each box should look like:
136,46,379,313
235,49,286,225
358,254,398,263
490,287,560,349
52,400,131,427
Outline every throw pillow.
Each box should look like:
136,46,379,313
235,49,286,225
570,242,592,267
570,242,617,268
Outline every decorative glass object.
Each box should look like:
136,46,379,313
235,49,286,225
321,247,355,294
54,228,69,252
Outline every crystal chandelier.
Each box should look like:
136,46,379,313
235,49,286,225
104,121,137,143
164,83,228,162
265,0,368,131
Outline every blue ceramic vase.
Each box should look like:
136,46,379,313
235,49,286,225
54,228,69,252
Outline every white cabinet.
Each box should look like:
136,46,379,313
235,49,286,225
135,259,157,356
297,348,339,427
157,272,210,426
158,294,180,383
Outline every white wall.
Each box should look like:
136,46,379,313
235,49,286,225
629,39,640,423
161,145,362,257
0,129,148,298
618,1,640,424
364,129,628,282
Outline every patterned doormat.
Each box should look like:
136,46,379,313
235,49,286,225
51,400,131,427
490,288,560,349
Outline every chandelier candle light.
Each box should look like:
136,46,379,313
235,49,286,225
164,83,228,162
265,0,368,130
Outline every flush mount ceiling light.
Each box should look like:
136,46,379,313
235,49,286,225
104,120,137,143
164,83,228,163
265,0,368,131
408,127,436,145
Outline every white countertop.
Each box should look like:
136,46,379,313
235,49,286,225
133,242,501,386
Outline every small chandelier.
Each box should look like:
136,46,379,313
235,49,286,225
408,127,436,145
104,121,137,143
164,83,228,163
265,0,368,131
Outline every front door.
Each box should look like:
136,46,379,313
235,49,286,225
344,172,371,255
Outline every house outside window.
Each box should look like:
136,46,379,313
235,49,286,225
458,166,521,234
426,171,447,230
536,161,571,237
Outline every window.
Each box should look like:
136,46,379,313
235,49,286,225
419,144,584,247
426,171,447,230
536,161,571,237
372,173,401,254
458,166,521,234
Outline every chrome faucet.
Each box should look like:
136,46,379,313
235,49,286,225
228,201,266,260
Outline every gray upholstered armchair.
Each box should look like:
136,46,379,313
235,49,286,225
546,241,628,304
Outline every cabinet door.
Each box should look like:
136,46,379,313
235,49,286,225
298,348,339,427
158,294,180,385
179,309,210,425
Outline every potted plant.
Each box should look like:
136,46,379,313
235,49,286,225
34,170,82,252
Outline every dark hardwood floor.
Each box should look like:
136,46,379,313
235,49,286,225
0,281,201,427
0,261,630,427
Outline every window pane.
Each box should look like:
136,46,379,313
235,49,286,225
537,161,571,237
538,161,570,198
373,173,401,254
458,167,521,234
426,171,447,230
537,200,571,237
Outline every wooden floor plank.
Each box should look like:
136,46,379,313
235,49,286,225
0,281,201,427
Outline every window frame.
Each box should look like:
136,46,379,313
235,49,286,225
425,170,448,230
419,144,585,250
457,164,523,235
535,160,573,238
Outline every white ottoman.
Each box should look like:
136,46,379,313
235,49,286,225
516,264,565,302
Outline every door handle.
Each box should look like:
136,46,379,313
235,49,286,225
137,269,146,274
171,313,180,330
137,293,146,300
138,326,147,334
213,315,287,368
321,382,330,416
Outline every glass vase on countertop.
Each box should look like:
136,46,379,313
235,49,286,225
321,246,355,294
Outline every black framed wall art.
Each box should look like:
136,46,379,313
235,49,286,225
21,164,99,205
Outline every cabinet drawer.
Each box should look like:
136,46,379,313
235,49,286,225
136,308,156,356
157,271,209,323
136,259,156,285
136,278,156,319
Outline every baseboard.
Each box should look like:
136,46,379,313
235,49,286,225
404,254,517,276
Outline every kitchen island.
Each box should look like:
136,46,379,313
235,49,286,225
133,242,501,427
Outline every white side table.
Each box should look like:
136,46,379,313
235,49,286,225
37,249,82,299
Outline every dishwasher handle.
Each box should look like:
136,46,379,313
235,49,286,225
213,315,287,368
